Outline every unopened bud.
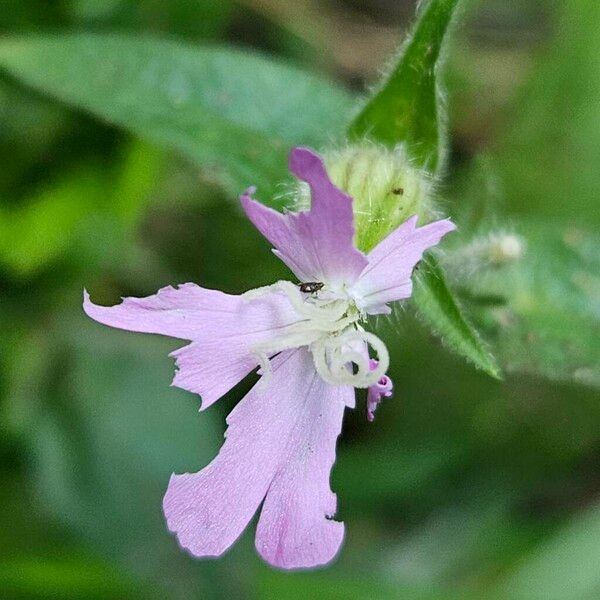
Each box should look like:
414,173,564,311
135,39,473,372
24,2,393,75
487,234,524,265
321,144,434,252
444,231,525,277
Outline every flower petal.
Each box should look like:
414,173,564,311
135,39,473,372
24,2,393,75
162,348,337,559
84,285,301,409
255,369,352,569
169,340,260,410
354,216,456,309
240,147,368,287
83,284,239,340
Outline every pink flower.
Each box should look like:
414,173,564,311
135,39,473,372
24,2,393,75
83,147,455,570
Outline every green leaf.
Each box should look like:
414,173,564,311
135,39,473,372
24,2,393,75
0,168,103,276
6,311,225,594
0,34,353,202
0,557,149,600
495,0,600,226
335,440,465,508
346,0,492,377
442,0,600,388
348,0,460,174
490,502,600,600
257,568,474,600
454,220,600,388
0,142,164,277
413,256,502,379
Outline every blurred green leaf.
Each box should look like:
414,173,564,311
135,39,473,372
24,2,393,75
68,1,235,42
347,0,495,378
7,312,226,596
0,446,152,600
496,0,600,226
336,440,465,509
0,168,103,276
0,557,147,600
0,141,164,277
348,0,460,174
443,0,600,388
110,140,166,224
257,568,474,600
2,2,600,597
0,34,353,202
413,255,501,378
491,502,600,600
382,495,518,591
455,220,600,388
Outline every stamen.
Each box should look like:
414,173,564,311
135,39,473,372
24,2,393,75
243,279,390,389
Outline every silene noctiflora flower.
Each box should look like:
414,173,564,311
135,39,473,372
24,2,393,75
84,147,455,569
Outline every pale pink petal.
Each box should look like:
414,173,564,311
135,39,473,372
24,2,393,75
241,147,368,287
83,286,301,409
255,372,352,569
354,216,456,309
163,348,345,560
169,340,260,410
83,284,239,340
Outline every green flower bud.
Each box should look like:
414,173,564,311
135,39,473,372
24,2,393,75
323,144,434,252
487,233,524,266
443,231,525,279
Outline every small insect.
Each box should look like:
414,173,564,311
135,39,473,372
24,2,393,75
392,187,404,195
298,281,324,294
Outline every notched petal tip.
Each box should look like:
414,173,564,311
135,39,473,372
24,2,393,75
240,185,257,201
257,507,345,571
288,146,325,182
82,288,94,309
239,145,368,286
439,218,457,234
82,289,92,314
405,214,420,228
83,289,122,323
356,214,458,308
82,288,108,321
405,214,456,235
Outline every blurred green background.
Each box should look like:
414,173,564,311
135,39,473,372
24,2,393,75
1,1,599,599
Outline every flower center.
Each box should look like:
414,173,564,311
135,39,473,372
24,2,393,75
243,280,389,388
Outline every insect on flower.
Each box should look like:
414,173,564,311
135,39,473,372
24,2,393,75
298,281,325,294
83,147,455,570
